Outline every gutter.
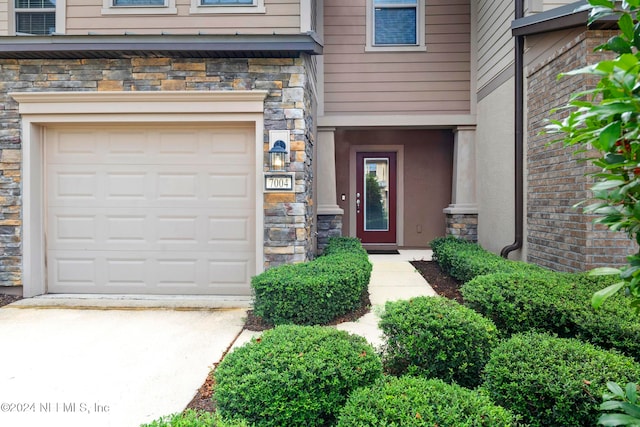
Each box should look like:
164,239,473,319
501,1,615,258
500,0,525,259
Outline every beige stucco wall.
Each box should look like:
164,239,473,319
476,76,524,260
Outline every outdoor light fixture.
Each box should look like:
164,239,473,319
269,140,287,172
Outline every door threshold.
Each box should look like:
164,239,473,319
363,244,399,255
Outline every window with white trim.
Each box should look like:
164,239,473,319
101,0,177,15
201,0,254,4
190,0,264,14
15,0,56,35
366,0,425,52
113,0,164,5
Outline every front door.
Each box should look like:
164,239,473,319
356,152,397,244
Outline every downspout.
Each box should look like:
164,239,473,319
501,0,524,258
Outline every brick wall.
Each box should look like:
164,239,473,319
527,30,637,272
0,55,317,287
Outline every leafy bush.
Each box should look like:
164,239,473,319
598,381,640,426
140,410,249,427
462,271,640,358
252,237,371,325
337,376,517,426
482,332,640,427
379,296,499,388
430,236,544,283
214,324,382,427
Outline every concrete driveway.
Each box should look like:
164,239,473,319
0,304,247,427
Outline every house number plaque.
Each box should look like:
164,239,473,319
264,173,295,192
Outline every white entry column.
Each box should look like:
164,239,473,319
317,127,344,216
317,127,344,251
443,125,478,241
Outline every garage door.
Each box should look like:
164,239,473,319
45,124,256,295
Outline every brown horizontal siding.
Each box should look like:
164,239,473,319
325,61,470,74
65,0,300,35
326,82,471,96
323,0,471,116
325,71,469,83
324,100,469,114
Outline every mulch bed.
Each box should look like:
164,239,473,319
410,260,463,303
0,294,21,308
186,260,461,413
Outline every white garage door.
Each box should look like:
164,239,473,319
45,124,256,295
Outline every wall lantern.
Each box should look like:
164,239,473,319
269,140,288,172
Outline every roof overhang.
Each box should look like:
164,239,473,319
0,33,323,59
512,0,617,37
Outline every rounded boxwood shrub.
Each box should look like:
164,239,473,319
462,271,640,358
482,332,640,427
379,296,499,388
214,324,382,427
336,376,517,426
140,410,249,427
252,237,371,325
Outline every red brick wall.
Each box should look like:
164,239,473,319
526,30,637,272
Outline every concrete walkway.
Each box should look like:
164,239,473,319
0,250,435,427
235,249,437,349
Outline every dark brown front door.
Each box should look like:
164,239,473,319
356,152,397,244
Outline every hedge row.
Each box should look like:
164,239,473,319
252,237,372,325
462,271,640,359
431,236,544,283
432,236,640,359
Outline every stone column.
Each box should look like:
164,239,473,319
316,127,344,252
443,126,478,241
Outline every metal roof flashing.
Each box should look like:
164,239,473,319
511,0,616,36
0,33,324,59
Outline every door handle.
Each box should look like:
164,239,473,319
356,193,361,213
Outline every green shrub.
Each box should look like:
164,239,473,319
462,271,640,358
321,236,368,257
379,296,499,388
140,410,249,427
252,237,371,325
430,236,545,283
337,376,517,427
482,332,640,427
214,325,383,427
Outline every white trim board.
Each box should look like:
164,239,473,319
11,90,268,297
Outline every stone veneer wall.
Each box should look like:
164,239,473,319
527,31,636,272
0,55,317,288
445,213,478,243
316,214,343,253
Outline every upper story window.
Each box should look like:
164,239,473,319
102,0,177,15
15,0,56,35
201,0,254,4
366,0,426,52
190,0,265,14
113,0,164,5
